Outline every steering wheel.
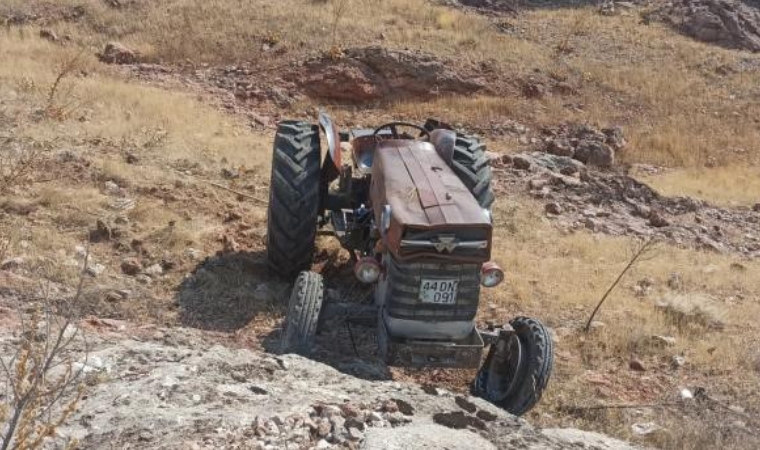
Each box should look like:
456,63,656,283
373,122,431,141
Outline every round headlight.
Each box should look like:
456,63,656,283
354,257,381,284
480,261,505,288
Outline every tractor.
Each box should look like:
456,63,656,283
266,111,553,415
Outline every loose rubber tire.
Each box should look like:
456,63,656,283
423,120,494,209
280,271,324,355
266,121,321,279
473,317,554,416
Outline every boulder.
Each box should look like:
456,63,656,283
289,46,484,102
100,42,137,64
573,140,615,167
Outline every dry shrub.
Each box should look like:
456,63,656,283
0,138,48,192
0,274,89,449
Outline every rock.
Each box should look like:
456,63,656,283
476,410,498,422
125,153,139,164
39,29,58,42
651,0,760,52
315,439,331,449
631,422,662,436
89,219,114,243
545,202,563,215
629,359,646,372
672,355,686,368
185,248,203,260
680,388,694,400
316,418,331,437
649,210,670,228
290,46,484,103
454,396,477,413
380,400,399,414
344,417,366,431
512,154,532,171
367,411,383,423
144,264,164,276
100,42,137,64
340,403,361,418
86,263,106,277
347,427,364,441
603,126,627,151
104,181,121,195
651,335,676,346
432,411,486,430
546,138,574,157
1,257,24,271
136,274,152,285
573,140,614,167
753,203,760,212
121,258,142,275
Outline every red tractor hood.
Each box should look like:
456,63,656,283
371,139,492,261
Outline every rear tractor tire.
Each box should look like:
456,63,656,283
280,271,325,356
472,317,554,416
266,121,322,279
423,120,494,209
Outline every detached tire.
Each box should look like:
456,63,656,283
266,121,321,279
473,317,554,416
280,271,324,355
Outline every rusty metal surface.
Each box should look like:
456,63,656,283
379,318,484,369
370,139,492,262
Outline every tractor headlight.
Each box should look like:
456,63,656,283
480,261,504,288
354,257,382,284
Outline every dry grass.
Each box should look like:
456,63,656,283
639,166,760,207
487,197,760,448
1,4,760,449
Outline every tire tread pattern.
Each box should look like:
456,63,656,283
266,121,321,279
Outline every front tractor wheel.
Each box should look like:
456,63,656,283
473,317,554,416
266,121,321,279
280,271,325,356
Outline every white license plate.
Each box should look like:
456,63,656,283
419,278,458,304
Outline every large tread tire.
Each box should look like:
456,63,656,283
423,120,494,209
266,121,321,279
473,317,554,416
280,271,324,355
451,134,495,209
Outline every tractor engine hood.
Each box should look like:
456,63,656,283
371,139,493,262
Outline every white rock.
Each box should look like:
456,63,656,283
631,422,662,436
680,388,693,400
87,263,106,277
145,264,164,276
316,439,331,449
185,248,203,260
104,181,121,195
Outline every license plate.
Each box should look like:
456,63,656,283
419,278,458,304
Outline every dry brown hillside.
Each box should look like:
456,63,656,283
1,0,760,449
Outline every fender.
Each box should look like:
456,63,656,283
319,109,341,170
429,128,457,166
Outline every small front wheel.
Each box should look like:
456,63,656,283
280,271,325,355
472,317,554,416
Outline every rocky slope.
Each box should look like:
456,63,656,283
33,323,640,450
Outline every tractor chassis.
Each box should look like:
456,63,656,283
320,302,514,369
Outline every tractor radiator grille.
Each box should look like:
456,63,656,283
382,256,481,322
398,227,491,261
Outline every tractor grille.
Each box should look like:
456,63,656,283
398,227,491,261
382,256,481,322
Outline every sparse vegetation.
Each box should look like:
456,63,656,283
0,1,759,449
